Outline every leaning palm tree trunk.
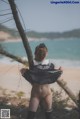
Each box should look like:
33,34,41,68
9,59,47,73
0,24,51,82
57,79,78,105
8,0,33,69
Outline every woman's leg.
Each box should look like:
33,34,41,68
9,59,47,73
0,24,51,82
43,93,53,119
29,96,40,112
44,93,52,111
26,96,40,119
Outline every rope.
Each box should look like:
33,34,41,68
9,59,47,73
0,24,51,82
15,2,30,33
0,13,12,16
1,0,9,4
0,64,16,77
16,5,27,33
16,62,23,92
0,62,23,92
0,18,13,24
0,9,10,12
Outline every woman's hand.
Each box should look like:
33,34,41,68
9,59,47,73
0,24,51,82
59,66,63,71
20,68,26,75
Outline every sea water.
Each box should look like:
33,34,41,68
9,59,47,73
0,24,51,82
0,38,80,68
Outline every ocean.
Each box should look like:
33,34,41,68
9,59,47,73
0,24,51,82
0,38,80,68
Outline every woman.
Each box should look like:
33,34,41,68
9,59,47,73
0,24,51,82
21,43,62,119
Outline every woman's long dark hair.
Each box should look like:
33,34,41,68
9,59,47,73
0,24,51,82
34,43,48,62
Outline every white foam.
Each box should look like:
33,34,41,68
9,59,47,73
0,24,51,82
0,57,80,68
49,59,80,68
0,57,18,64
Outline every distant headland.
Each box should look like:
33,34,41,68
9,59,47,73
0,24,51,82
0,24,80,41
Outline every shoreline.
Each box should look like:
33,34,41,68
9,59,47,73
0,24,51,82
0,37,46,43
0,57,80,69
0,38,22,43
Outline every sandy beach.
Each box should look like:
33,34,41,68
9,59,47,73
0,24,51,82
0,62,80,99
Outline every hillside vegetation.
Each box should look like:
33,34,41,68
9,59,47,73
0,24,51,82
0,24,80,41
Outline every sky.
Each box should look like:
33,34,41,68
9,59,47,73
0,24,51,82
0,0,80,32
